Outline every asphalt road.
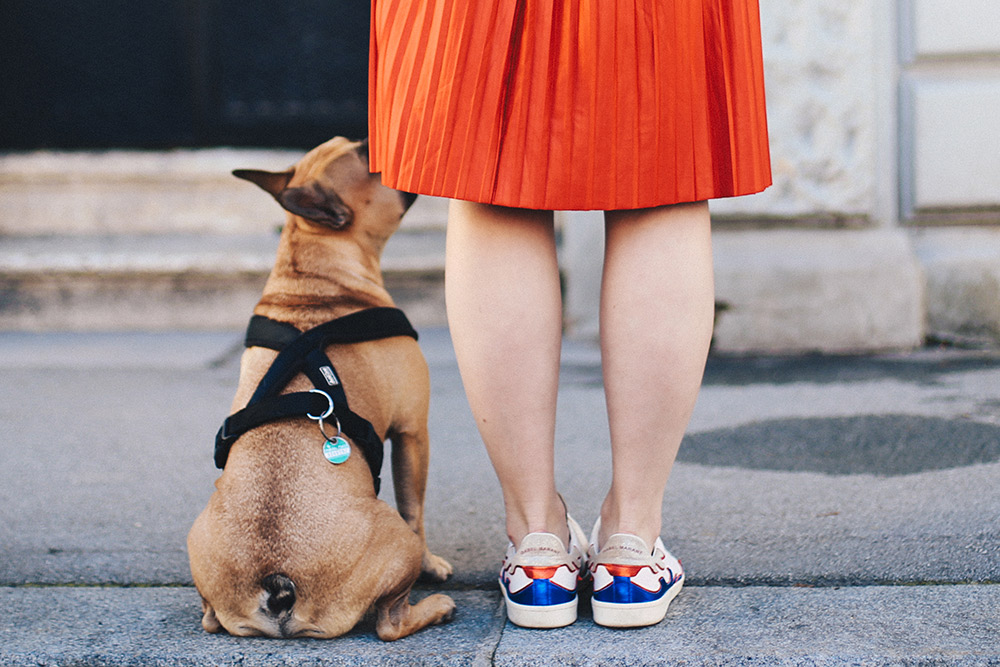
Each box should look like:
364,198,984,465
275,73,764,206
1,329,998,664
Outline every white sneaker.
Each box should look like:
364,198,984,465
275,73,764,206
588,519,684,627
498,515,588,628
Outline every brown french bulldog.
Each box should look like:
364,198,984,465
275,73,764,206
187,137,454,640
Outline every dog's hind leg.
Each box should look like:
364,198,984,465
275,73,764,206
374,587,456,641
388,422,453,582
370,520,455,640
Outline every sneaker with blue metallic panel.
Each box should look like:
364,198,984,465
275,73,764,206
588,518,685,627
498,515,588,628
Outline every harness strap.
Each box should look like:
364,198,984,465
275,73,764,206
213,307,418,495
246,308,417,405
244,315,301,349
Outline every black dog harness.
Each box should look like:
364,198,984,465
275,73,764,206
214,307,418,495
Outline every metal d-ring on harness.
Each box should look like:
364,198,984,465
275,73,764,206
306,388,340,439
213,307,419,495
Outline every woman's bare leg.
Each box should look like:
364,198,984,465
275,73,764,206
445,200,567,547
598,201,714,549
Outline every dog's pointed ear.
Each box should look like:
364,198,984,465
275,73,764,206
277,184,353,229
232,169,294,198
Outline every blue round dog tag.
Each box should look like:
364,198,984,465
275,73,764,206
323,437,351,464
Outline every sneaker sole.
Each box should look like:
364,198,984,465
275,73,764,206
591,576,684,628
500,581,578,628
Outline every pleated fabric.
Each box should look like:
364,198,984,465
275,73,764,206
369,0,772,211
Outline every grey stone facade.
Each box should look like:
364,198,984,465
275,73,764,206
2,1,999,350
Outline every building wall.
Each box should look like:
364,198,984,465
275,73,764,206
711,0,892,225
901,0,1000,223
565,0,1000,351
3,2,998,346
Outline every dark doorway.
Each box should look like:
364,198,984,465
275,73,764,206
0,1,370,150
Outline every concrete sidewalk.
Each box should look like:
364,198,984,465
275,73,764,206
1,328,998,665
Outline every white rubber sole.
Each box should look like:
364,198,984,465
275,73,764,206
591,576,684,628
500,582,578,628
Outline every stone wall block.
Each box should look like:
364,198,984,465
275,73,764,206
712,229,925,353
712,0,878,220
913,228,1000,344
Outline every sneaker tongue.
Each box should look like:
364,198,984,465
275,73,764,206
517,533,567,562
598,534,652,564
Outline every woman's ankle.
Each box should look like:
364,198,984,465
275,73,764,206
505,494,570,549
598,498,661,551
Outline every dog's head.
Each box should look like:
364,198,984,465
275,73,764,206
233,137,416,239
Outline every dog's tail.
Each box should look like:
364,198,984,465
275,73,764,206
261,573,297,619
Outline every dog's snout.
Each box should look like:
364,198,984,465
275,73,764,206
400,190,418,211
355,139,370,160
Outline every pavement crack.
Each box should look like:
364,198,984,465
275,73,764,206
484,597,506,667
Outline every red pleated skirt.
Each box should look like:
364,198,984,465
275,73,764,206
369,0,772,211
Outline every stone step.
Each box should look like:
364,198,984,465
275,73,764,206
0,226,933,354
0,147,451,330
0,229,447,331
0,149,452,330
6,151,1000,351
0,149,449,236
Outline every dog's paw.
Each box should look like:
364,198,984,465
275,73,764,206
420,551,453,582
375,592,456,640
200,601,223,634
427,593,456,625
